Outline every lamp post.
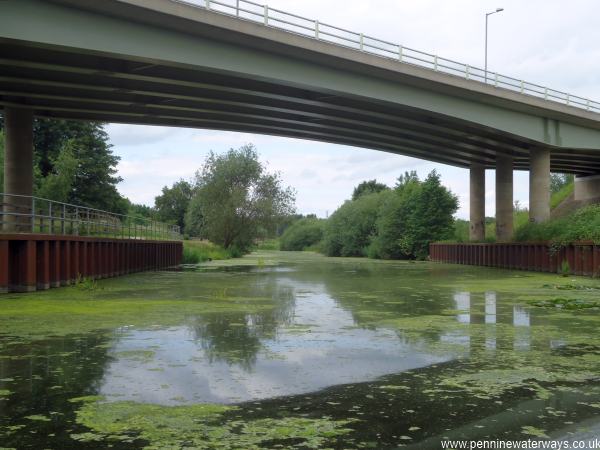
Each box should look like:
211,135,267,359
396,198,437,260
485,7,504,83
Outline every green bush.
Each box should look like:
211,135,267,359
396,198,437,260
279,218,325,251
182,240,235,264
514,205,600,244
255,239,280,250
369,171,458,259
452,219,470,243
322,191,390,257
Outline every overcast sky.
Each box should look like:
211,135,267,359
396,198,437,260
107,0,600,218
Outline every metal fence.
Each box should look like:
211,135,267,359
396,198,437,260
1,193,181,240
176,0,600,114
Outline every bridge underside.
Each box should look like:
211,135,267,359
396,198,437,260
2,0,600,246
1,40,599,175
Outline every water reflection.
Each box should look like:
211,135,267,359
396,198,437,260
454,292,471,324
484,292,497,351
98,281,451,404
513,306,531,351
2,257,600,448
485,292,497,324
97,273,546,405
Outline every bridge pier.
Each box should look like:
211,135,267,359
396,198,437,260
469,164,486,241
529,148,551,223
495,155,514,242
3,107,34,232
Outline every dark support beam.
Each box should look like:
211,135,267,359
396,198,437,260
3,107,34,232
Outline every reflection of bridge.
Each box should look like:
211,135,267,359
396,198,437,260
2,0,600,250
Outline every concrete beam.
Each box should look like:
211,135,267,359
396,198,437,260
496,155,514,241
469,164,486,241
529,148,551,223
3,107,34,232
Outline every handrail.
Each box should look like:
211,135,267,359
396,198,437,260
0,193,181,240
176,0,600,114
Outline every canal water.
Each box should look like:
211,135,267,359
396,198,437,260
1,251,600,448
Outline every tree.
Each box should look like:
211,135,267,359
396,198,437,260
184,144,295,251
280,217,325,251
0,118,125,213
36,141,78,202
550,173,574,193
352,179,388,201
395,170,419,189
154,179,194,231
370,170,458,259
322,190,391,257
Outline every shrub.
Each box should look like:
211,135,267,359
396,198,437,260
255,239,280,250
279,218,325,251
370,171,458,259
322,191,390,257
182,240,235,264
514,205,600,245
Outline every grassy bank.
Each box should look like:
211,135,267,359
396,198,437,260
182,240,236,264
514,204,600,244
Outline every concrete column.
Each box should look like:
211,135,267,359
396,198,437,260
3,107,34,232
529,148,551,223
495,155,513,242
469,164,486,241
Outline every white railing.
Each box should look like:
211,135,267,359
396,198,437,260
176,0,600,114
1,194,181,240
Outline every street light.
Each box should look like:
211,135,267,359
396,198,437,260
485,7,504,83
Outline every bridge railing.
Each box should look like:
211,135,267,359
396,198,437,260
179,0,600,114
0,193,181,240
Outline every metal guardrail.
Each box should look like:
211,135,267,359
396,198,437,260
176,0,600,114
1,193,181,240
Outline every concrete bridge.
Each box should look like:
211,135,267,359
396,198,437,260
2,0,600,243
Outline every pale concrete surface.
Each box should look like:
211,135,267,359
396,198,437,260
529,148,551,223
575,173,600,201
496,155,513,241
469,165,485,241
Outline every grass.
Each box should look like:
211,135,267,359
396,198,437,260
550,181,574,209
254,239,280,250
514,204,600,244
182,240,235,264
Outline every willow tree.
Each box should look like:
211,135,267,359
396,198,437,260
185,144,295,252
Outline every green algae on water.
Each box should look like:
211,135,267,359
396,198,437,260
70,397,355,449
